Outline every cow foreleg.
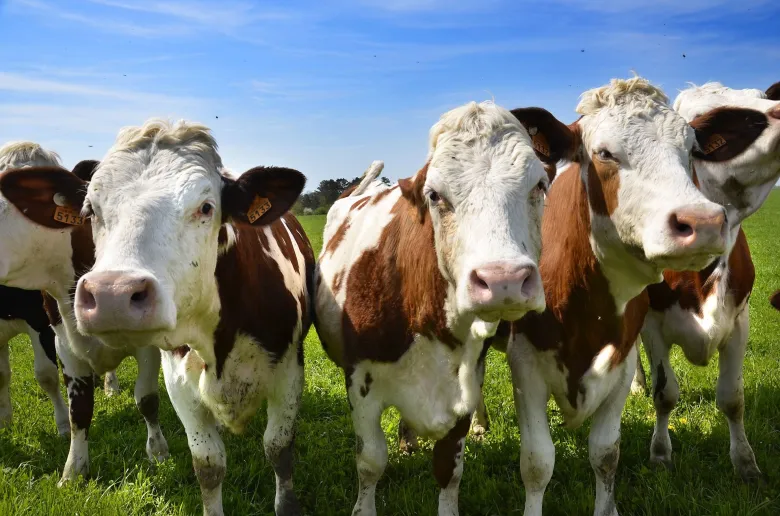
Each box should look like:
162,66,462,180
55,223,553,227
103,370,120,397
264,350,303,516
32,328,69,436
642,313,678,467
58,341,94,486
433,415,471,516
161,351,225,516
471,357,489,437
630,337,647,395
717,309,761,483
348,368,387,516
508,338,553,516
589,346,634,516
133,346,169,462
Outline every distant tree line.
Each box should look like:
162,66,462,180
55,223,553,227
292,176,391,215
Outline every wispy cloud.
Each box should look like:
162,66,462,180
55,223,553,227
549,0,771,14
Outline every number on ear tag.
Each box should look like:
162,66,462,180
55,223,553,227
702,134,727,154
247,196,272,223
532,132,550,158
53,206,84,226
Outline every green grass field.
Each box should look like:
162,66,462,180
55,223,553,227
1,193,779,515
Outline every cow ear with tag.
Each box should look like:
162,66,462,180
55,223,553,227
0,166,88,229
690,107,769,162
511,107,580,166
221,166,306,226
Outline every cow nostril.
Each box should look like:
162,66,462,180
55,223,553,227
131,290,148,303
669,213,694,238
470,270,489,290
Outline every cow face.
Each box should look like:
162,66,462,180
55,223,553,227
68,119,303,349
574,77,727,276
0,142,84,291
674,82,780,225
399,102,574,322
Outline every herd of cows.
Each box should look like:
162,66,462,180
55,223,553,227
0,75,778,516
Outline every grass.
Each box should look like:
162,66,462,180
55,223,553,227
1,196,779,516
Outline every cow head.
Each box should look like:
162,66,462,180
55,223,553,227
0,142,97,291
674,82,780,227
569,77,729,279
399,101,575,322
64,119,304,349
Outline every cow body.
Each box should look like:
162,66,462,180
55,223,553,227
0,286,69,435
635,82,780,482
506,78,735,516
316,101,575,516
44,120,313,516
0,142,168,485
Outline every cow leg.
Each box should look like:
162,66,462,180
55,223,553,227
264,352,303,516
508,340,553,516
0,335,12,428
161,351,225,516
348,369,387,516
104,370,120,397
717,309,761,483
589,346,635,516
57,340,94,486
433,416,471,516
630,337,647,395
471,358,489,436
32,327,70,436
642,314,678,467
133,346,168,462
397,418,419,454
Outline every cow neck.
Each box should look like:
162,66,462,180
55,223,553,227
515,162,648,408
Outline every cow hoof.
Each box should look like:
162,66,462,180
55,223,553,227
57,424,71,438
276,490,302,516
147,439,170,462
470,423,488,439
738,466,765,485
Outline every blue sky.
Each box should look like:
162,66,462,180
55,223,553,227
1,0,778,190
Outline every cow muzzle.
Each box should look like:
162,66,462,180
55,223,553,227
646,203,727,270
466,261,545,321
75,270,175,335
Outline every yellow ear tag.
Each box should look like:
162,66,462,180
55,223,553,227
702,134,727,154
247,195,272,223
531,130,550,158
53,206,85,226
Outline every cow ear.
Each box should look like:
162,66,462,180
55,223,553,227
0,166,87,229
511,107,580,165
221,166,305,226
71,160,100,182
690,107,769,162
399,162,429,223
765,81,780,101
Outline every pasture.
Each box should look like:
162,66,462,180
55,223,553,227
1,193,779,516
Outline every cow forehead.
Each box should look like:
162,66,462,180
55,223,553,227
674,83,777,122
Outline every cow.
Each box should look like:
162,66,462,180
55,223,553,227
0,286,69,435
315,100,576,516
0,141,168,485
629,81,780,483
10,119,315,516
503,77,753,516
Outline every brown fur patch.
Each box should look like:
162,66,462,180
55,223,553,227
398,163,429,223
587,159,621,216
349,197,371,212
432,416,471,488
765,82,780,101
323,218,350,257
771,290,780,311
690,107,769,163
513,161,648,407
213,214,314,377
647,228,754,315
64,373,94,435
337,184,459,368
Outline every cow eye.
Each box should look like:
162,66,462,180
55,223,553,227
535,179,548,194
597,149,617,162
427,190,440,203
200,202,214,216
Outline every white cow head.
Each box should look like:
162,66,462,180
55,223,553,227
0,141,80,291
569,77,731,279
674,82,780,227
53,119,304,349
399,101,576,322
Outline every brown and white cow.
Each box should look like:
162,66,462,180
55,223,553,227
315,101,576,516
0,141,168,485
0,285,69,435
503,77,751,516
29,120,312,516
630,81,780,483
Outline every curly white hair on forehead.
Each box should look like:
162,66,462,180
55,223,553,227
428,100,524,157
576,76,670,116
0,141,61,171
